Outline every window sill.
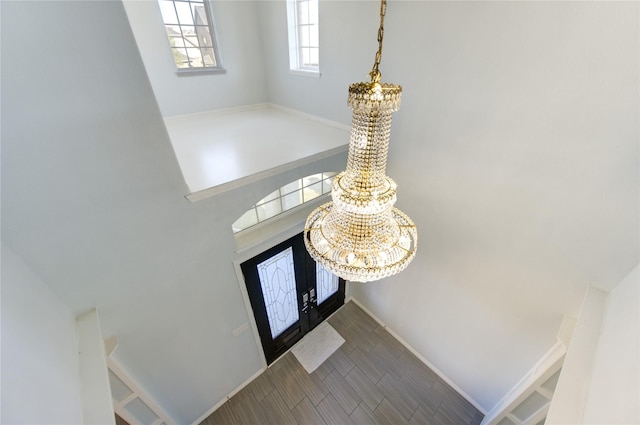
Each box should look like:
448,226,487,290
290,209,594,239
176,67,226,77
289,69,321,78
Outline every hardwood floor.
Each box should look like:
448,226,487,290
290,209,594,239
200,302,484,425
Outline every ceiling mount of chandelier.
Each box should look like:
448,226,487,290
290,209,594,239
304,0,417,283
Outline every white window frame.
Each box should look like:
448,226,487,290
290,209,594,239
157,0,225,75
232,172,336,234
286,0,320,77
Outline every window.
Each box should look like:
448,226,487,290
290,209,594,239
286,0,319,75
233,172,336,233
158,0,223,71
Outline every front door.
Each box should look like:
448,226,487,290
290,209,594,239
241,233,345,365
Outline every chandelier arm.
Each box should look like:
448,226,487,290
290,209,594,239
369,0,387,83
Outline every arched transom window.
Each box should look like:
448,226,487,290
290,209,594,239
232,172,336,233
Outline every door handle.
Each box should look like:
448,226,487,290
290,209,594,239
302,292,309,313
309,288,317,306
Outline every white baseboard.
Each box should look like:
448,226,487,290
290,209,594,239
191,300,353,425
164,103,271,122
193,296,487,425
347,297,488,415
190,368,264,425
269,103,350,131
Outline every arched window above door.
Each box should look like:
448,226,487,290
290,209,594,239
232,172,336,234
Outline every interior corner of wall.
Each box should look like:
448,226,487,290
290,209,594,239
556,314,577,348
77,308,116,425
545,285,608,425
104,335,120,358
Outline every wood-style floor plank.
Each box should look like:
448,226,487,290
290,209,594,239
350,401,379,424
322,369,362,415
374,326,406,358
316,393,355,425
371,342,408,380
198,301,484,425
409,406,440,425
325,345,355,377
344,365,385,411
259,389,298,425
248,371,274,402
311,359,334,381
270,363,306,410
434,379,483,422
290,365,329,406
291,397,327,425
348,346,386,383
374,397,410,425
200,401,239,425
227,391,262,425
376,372,419,420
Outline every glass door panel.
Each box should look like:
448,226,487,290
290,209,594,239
257,247,300,338
316,263,340,305
241,233,345,365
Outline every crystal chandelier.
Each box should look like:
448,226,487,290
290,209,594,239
304,0,417,283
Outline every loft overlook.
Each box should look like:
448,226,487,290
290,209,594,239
1,1,638,425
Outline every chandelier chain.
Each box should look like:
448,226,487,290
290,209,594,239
370,0,386,83
305,0,416,283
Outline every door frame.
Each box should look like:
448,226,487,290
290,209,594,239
232,225,309,369
233,223,349,368
241,233,312,364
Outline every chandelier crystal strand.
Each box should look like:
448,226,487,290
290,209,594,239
304,0,417,283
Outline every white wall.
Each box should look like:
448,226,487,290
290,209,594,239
123,0,268,117
2,0,637,422
1,243,83,424
77,310,117,425
583,266,640,424
259,0,639,411
1,1,346,423
547,287,607,425
258,0,365,125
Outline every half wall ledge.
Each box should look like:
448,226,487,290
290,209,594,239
162,104,350,202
